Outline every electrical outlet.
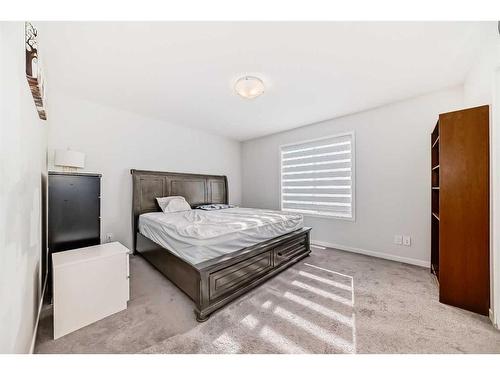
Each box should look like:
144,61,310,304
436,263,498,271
393,235,403,245
106,233,113,243
403,235,411,246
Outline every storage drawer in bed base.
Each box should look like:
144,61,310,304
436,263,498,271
197,227,311,321
209,250,273,300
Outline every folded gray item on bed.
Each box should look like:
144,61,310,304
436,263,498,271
195,204,236,210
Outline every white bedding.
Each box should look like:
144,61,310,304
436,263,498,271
138,207,303,265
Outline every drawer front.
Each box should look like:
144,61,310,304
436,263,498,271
274,235,307,266
209,251,273,300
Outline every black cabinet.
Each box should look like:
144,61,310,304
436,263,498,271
48,172,101,292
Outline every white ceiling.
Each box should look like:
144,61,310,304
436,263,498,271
38,22,492,141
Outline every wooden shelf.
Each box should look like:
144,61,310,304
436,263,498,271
431,121,440,283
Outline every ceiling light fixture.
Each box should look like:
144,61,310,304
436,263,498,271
234,76,265,99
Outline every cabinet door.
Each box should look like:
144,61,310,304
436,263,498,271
48,175,101,252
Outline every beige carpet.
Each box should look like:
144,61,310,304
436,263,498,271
35,246,500,354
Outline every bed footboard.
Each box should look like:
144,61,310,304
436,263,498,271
135,227,311,322
195,227,311,321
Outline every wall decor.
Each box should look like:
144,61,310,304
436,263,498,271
25,22,47,120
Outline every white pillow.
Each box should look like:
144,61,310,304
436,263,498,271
156,196,191,213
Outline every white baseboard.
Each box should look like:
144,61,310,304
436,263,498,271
29,276,47,354
489,309,498,329
311,240,430,268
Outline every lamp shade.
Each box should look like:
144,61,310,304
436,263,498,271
54,149,85,169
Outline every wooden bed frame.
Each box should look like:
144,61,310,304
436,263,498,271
131,169,311,321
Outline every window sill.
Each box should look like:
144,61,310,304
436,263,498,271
283,210,355,222
303,213,355,222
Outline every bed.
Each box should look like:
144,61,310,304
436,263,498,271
131,169,311,321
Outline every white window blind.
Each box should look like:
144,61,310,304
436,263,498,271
280,132,354,219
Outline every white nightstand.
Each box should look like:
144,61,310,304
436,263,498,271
52,242,130,339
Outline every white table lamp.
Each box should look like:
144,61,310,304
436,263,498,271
54,149,85,172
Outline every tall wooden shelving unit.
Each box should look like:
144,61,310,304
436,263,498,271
430,123,440,279
430,105,490,316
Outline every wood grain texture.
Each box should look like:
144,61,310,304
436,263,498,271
439,105,490,315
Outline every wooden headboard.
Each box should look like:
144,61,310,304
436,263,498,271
131,169,228,248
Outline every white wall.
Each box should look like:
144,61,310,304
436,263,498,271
493,69,500,327
463,23,500,327
242,87,464,267
464,24,500,106
0,22,48,353
47,92,242,250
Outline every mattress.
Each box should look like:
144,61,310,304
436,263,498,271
138,207,303,265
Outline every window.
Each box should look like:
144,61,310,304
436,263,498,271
280,132,355,219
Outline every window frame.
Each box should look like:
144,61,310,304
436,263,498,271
279,131,356,221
